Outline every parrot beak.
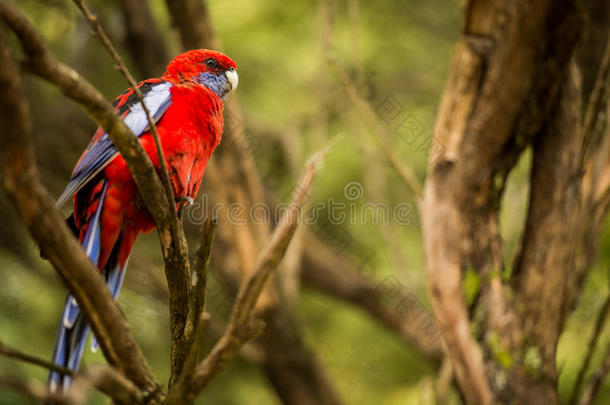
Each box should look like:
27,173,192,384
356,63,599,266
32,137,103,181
225,68,238,92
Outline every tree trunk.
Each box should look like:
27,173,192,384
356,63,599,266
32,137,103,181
421,0,608,403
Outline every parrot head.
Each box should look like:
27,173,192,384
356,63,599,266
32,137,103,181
163,49,238,98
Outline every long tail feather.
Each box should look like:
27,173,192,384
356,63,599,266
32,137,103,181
91,256,128,352
48,181,115,393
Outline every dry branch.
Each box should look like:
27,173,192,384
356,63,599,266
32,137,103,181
121,0,169,77
569,294,610,405
0,339,74,377
0,375,71,405
173,151,325,402
320,0,423,198
300,231,444,359
186,217,218,340
0,7,159,399
70,0,193,387
579,341,610,405
0,339,141,405
78,364,143,405
72,0,175,212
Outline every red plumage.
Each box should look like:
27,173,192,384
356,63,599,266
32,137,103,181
75,49,235,270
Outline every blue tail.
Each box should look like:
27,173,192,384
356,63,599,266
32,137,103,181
48,181,128,393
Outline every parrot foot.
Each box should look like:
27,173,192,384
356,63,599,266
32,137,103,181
175,195,194,205
176,196,194,220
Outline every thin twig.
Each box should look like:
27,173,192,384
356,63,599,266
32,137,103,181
71,0,175,210
180,148,328,401
579,339,610,405
434,357,453,404
569,293,610,405
0,339,74,377
0,375,72,404
81,364,144,405
186,216,218,340
320,0,423,198
0,6,159,398
580,33,610,169
71,0,194,386
0,340,141,404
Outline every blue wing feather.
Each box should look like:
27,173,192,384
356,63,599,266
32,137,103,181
56,81,173,207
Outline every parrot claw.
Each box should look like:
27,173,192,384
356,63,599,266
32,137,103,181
176,196,194,220
175,196,194,205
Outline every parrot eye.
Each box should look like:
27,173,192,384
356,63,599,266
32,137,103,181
204,58,218,69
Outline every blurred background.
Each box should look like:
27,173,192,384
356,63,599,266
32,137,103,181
1,0,609,404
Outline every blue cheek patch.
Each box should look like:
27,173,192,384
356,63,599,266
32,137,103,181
197,72,228,98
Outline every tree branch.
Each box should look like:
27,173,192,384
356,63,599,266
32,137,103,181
186,216,217,341
167,312,211,404
0,339,141,405
78,364,143,405
70,0,193,387
176,150,326,402
422,0,586,403
320,0,423,198
0,339,74,377
579,339,610,405
300,231,444,359
72,0,176,213
120,0,169,78
569,293,610,405
0,8,160,399
0,375,72,405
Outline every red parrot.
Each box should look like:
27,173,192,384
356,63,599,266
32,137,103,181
48,49,238,392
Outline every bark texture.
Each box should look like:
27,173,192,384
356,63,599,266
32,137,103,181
422,0,610,404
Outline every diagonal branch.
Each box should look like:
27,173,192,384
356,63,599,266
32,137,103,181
0,15,159,399
580,33,610,168
0,375,72,405
0,339,74,377
186,216,217,341
71,0,193,386
579,339,610,405
569,293,610,405
120,0,169,77
0,339,141,404
169,149,327,403
320,0,423,198
72,0,176,215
